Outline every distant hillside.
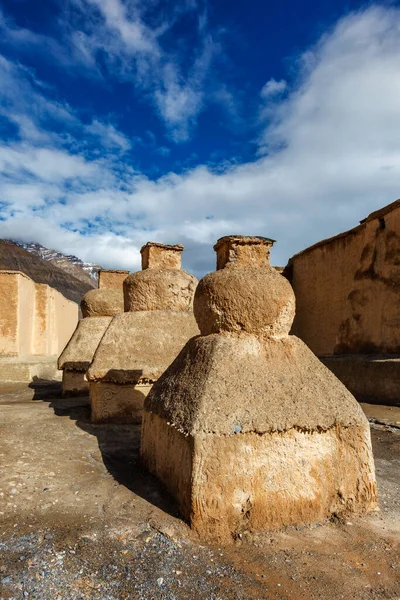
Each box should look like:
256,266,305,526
0,240,95,304
15,242,101,287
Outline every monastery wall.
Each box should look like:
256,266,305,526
0,271,21,355
0,270,78,358
288,200,400,357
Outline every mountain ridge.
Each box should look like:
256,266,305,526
14,241,101,288
0,240,96,304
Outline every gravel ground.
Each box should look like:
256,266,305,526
0,382,399,600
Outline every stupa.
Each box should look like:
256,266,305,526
141,236,378,541
58,270,127,396
87,243,200,423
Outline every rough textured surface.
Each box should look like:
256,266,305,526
322,354,400,407
1,384,398,600
195,235,295,337
88,243,199,424
58,316,112,371
88,311,200,383
90,381,152,423
0,270,20,355
124,269,198,312
62,369,88,397
194,266,295,337
141,235,377,541
98,269,129,290
81,288,124,318
214,235,275,270
141,242,183,270
144,334,366,435
288,200,400,356
142,414,377,541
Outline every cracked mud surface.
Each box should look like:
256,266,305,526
0,382,399,599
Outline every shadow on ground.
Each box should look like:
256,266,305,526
31,379,179,519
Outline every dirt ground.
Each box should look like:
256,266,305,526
0,381,399,600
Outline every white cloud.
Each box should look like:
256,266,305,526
1,6,400,276
261,78,287,98
85,0,159,55
86,120,132,152
68,0,217,140
0,1,221,141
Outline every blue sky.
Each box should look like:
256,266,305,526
0,0,399,274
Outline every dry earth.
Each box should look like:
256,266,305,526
0,381,399,600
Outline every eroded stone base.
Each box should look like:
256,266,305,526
90,381,152,423
141,413,378,542
62,370,89,397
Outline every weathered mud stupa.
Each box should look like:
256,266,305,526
87,243,200,423
141,236,378,542
58,270,127,396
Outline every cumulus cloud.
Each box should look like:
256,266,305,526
1,6,400,275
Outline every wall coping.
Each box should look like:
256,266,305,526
0,270,32,281
288,199,400,261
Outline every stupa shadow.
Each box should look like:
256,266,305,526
76,418,179,517
28,377,63,401
36,381,178,518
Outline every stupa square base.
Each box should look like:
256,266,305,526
62,369,88,397
141,412,377,542
90,381,152,423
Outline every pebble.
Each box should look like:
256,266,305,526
157,577,164,586
1,576,12,584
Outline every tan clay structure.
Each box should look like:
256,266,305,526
98,269,129,291
81,288,125,318
141,236,377,542
87,243,199,423
287,200,400,405
0,270,78,382
58,270,125,396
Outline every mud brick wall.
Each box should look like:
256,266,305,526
287,200,400,356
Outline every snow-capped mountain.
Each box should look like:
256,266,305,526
14,242,101,288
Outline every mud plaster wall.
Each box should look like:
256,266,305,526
33,284,50,355
0,272,20,355
17,274,35,356
50,288,79,355
141,413,377,542
98,271,130,290
0,271,78,357
289,203,400,356
142,246,182,270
